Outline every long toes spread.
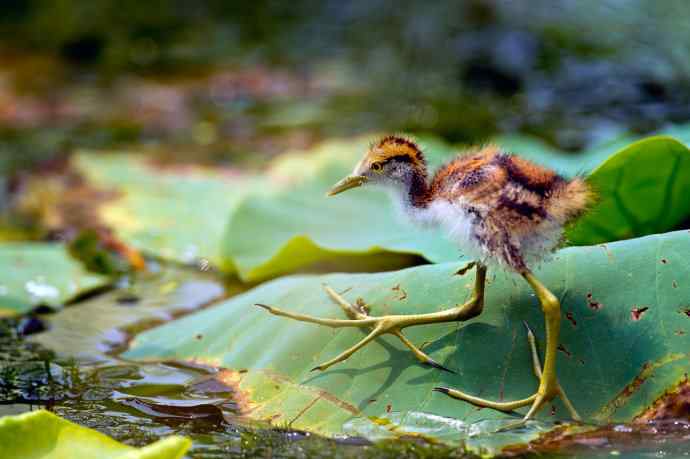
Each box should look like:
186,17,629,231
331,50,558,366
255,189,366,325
255,288,464,373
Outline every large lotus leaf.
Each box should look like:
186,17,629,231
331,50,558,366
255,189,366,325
0,410,190,459
29,267,225,363
0,243,109,317
73,152,262,267
220,131,690,281
127,230,690,451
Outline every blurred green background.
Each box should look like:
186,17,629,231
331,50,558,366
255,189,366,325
3,0,690,177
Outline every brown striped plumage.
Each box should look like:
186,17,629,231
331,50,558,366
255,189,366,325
355,136,594,271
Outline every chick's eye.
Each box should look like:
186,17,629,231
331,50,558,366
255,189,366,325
372,162,383,172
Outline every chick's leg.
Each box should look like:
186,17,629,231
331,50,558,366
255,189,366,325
434,271,581,425
255,263,487,372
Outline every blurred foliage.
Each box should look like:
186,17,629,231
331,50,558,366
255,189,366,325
3,0,690,161
68,230,137,275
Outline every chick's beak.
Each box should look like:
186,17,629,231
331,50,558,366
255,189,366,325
327,175,368,196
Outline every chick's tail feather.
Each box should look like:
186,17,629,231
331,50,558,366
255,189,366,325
549,177,597,225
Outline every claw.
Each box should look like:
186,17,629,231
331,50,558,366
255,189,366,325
425,360,456,374
432,386,452,395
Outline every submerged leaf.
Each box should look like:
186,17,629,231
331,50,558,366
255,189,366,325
127,231,690,450
0,243,109,317
0,410,190,459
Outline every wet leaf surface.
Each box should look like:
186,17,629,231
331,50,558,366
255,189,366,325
127,230,690,454
0,243,109,317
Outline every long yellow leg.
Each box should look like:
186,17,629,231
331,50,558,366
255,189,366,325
255,262,487,372
434,271,580,425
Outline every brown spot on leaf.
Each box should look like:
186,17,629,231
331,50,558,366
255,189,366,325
673,280,679,289
195,333,203,340
391,284,407,301
586,293,603,310
557,344,572,357
631,306,649,321
565,311,577,327
682,308,690,318
661,258,668,264
675,330,686,336
386,404,392,413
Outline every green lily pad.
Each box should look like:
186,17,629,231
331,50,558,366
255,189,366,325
0,243,109,317
73,152,262,267
127,230,690,451
0,410,190,459
220,131,690,281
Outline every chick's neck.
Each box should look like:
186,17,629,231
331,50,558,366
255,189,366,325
402,166,432,209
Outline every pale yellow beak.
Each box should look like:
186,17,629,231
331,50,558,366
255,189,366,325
327,175,368,196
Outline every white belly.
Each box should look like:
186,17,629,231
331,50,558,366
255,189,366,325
407,199,563,268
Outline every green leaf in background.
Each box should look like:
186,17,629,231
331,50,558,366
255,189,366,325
126,230,690,452
73,152,262,267
0,243,109,317
0,410,190,459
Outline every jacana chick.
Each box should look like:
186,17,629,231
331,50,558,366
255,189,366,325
257,135,594,425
